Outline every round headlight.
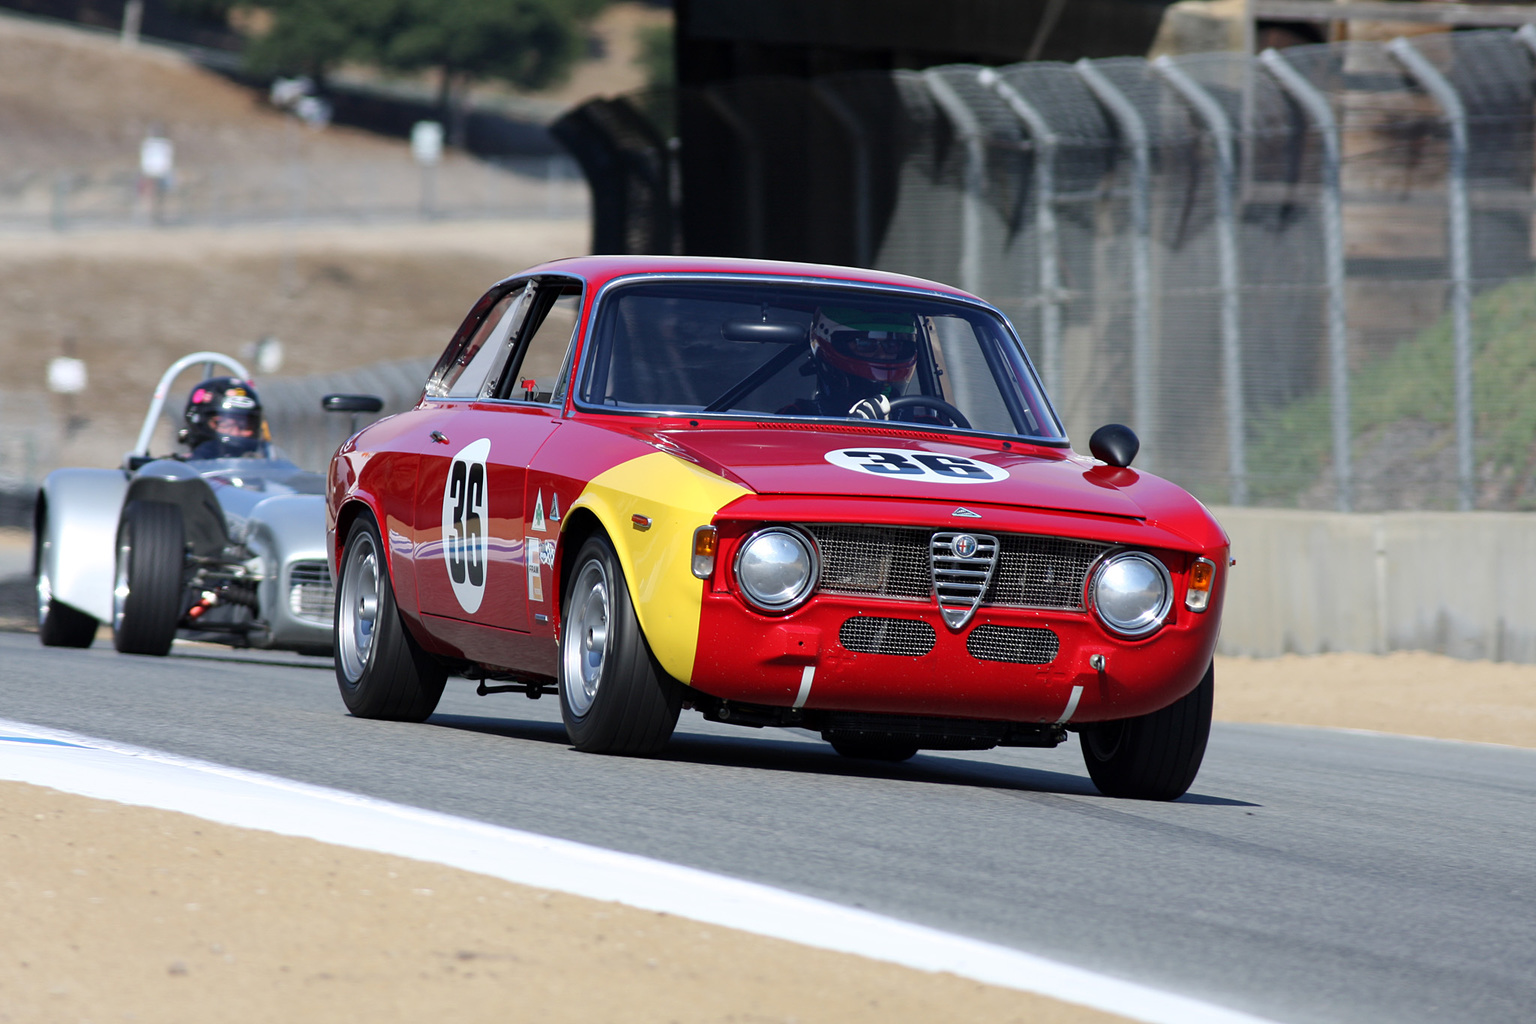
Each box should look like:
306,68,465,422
734,528,818,612
1089,551,1173,638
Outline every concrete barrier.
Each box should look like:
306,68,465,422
1213,507,1536,664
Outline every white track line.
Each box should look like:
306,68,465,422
0,718,1277,1024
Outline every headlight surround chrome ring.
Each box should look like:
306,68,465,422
1087,550,1174,639
733,527,819,613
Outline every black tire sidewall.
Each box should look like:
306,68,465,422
1080,661,1214,801
112,501,185,657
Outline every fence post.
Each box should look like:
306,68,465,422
703,88,765,259
1261,47,1353,512
1388,37,1474,512
923,71,987,303
812,83,874,267
980,68,1064,412
1076,59,1156,468
1153,56,1247,505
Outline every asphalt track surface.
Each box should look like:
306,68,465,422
3,632,1533,1024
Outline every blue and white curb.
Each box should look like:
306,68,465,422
0,718,1277,1024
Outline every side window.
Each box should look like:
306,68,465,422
427,284,531,399
501,282,582,404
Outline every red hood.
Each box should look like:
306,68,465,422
648,425,1146,519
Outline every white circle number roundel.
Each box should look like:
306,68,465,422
824,447,1009,484
442,438,491,613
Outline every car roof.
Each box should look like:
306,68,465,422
507,255,981,302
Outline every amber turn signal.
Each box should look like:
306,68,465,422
1185,557,1216,612
692,525,718,580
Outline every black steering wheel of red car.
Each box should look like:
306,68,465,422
876,395,971,430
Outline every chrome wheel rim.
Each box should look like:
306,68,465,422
562,558,610,719
112,535,131,633
35,538,51,627
337,532,381,683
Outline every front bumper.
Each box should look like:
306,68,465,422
690,545,1224,725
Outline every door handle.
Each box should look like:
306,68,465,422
430,430,450,445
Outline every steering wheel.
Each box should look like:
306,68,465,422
880,395,972,430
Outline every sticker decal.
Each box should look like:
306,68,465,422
824,447,1009,484
526,536,544,602
442,438,491,613
548,492,561,522
532,490,547,532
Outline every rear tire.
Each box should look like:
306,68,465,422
334,513,446,721
828,736,920,762
112,500,185,657
35,523,97,648
1080,661,1214,801
559,535,681,755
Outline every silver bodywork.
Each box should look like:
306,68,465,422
34,351,334,654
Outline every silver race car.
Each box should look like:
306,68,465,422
33,351,379,657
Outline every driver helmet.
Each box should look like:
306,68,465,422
180,377,267,459
808,307,920,409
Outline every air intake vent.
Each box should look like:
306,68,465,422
966,625,1059,665
288,560,334,624
930,531,999,630
839,617,937,657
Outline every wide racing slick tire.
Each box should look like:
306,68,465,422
828,736,920,762
1079,660,1214,801
334,513,446,722
35,524,98,648
559,535,682,756
112,500,186,657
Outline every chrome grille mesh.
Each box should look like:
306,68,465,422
988,535,1110,611
288,560,334,624
807,524,1104,614
808,525,931,600
839,617,937,657
967,625,1060,664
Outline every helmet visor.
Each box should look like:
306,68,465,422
827,330,917,363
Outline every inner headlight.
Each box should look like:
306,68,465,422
734,527,818,612
1089,551,1173,638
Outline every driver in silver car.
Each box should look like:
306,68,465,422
178,377,270,459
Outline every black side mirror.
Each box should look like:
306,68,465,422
322,394,384,414
1089,424,1139,468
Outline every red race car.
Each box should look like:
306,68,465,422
327,255,1228,800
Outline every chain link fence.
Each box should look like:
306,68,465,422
0,154,587,232
558,27,1536,512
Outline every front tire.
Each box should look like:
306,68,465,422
1079,661,1214,801
112,500,185,656
559,536,681,755
36,524,97,648
334,513,446,721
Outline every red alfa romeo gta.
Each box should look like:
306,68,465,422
327,255,1228,800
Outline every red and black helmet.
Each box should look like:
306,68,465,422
180,377,266,459
809,307,920,385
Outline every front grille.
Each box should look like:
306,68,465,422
988,535,1109,611
806,523,1106,615
967,625,1060,664
930,531,999,629
288,560,334,624
809,525,931,600
839,616,937,657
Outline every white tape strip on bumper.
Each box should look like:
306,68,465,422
0,719,1276,1024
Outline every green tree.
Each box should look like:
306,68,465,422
376,0,599,145
239,0,389,86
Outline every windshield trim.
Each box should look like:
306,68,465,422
570,272,1069,446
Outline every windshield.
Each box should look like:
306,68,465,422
577,279,1065,441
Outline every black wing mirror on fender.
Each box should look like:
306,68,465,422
322,394,384,414
1089,424,1139,469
